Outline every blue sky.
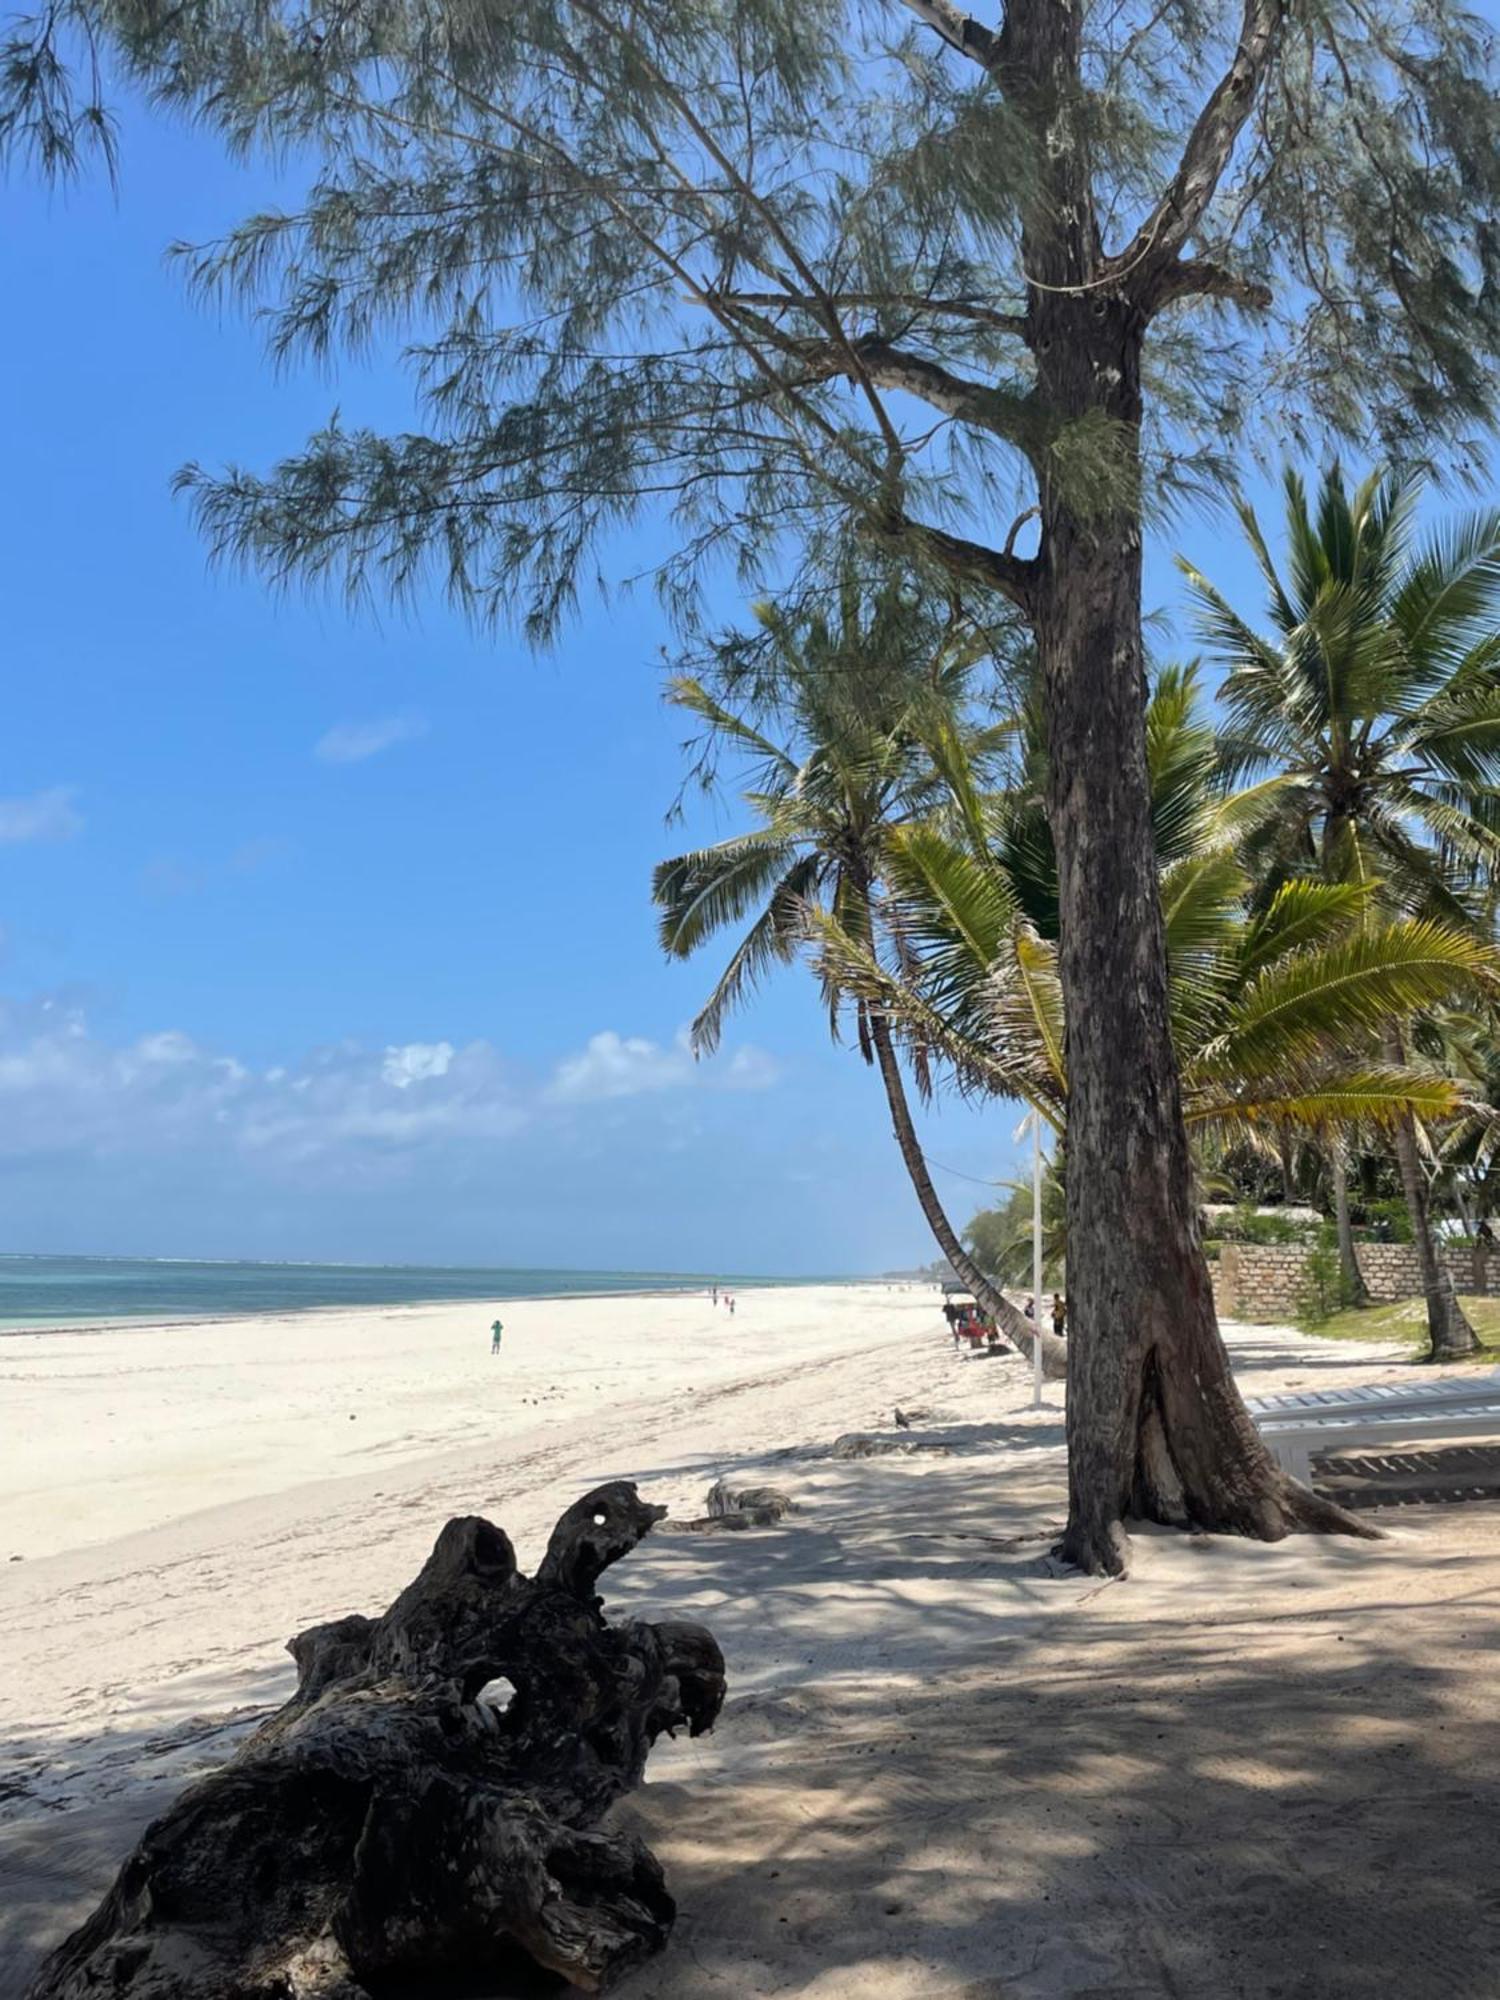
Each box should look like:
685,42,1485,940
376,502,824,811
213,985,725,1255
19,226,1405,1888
0,98,1340,1272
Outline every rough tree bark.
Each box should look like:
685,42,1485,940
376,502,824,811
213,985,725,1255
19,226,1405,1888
1003,0,1375,1572
869,1008,1068,1378
1329,1142,1368,1308
1278,1126,1298,1206
1387,1114,1479,1364
28,1483,725,2000
1382,1027,1477,1359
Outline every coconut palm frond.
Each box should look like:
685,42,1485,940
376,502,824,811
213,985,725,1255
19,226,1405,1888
1160,848,1247,956
1198,922,1499,1081
1391,509,1500,669
664,676,798,780
686,853,824,1055
1002,925,1067,1100
1188,465,1500,927
653,832,805,959
804,901,1061,1120
1237,878,1374,972
1189,1069,1467,1142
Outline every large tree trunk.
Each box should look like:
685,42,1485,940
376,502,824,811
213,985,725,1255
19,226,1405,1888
1036,495,1364,1569
868,1011,1067,1379
1020,249,1372,1566
29,1485,725,1999
1390,1102,1478,1362
1329,1142,1367,1308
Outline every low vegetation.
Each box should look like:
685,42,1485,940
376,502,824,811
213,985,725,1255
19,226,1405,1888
1311,1296,1500,1354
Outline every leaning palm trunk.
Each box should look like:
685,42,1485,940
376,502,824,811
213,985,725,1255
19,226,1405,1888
868,1012,1066,1380
1383,1029,1478,1360
1329,1144,1367,1309
1393,1119,1478,1360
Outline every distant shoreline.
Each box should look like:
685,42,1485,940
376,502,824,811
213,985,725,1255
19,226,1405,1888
0,1270,863,1339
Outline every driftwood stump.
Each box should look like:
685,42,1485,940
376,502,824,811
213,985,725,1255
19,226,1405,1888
665,1480,798,1532
29,1483,725,2000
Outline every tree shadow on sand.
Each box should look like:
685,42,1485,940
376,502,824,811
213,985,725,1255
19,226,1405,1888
620,1509,1500,1998
7,1398,1500,2000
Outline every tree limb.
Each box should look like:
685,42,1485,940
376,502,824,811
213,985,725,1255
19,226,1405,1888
876,509,1039,613
715,290,1028,337
897,0,1004,71
797,335,1038,449
1108,0,1283,299
1143,256,1274,314
29,1487,726,2000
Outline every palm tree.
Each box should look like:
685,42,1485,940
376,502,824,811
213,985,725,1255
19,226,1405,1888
1182,466,1500,1358
652,582,1062,1370
818,837,1489,1181
965,1166,1067,1289
809,667,1496,1294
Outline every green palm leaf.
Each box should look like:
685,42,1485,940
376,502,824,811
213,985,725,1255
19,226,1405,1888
1197,921,1499,1080
653,832,804,958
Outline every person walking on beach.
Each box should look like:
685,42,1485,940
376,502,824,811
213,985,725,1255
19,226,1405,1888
711,1283,718,1306
490,1318,504,1355
1051,1294,1067,1338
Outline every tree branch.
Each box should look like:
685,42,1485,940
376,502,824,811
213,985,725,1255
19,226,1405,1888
1143,256,1274,314
715,290,1028,337
1002,505,1041,557
897,0,1004,71
796,335,1038,449
876,509,1039,614
1108,0,1283,299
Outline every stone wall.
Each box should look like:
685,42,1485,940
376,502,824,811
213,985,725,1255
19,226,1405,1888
1212,1244,1313,1321
1355,1240,1499,1301
1212,1239,1498,1321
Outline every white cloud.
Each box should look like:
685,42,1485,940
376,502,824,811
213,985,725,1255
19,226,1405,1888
0,786,83,844
549,1028,780,1103
135,1031,199,1066
0,999,778,1195
382,1041,455,1089
550,1031,693,1103
724,1045,783,1091
315,715,428,765
0,1000,522,1170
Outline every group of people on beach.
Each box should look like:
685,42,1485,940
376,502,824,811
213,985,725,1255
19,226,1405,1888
710,1283,735,1316
941,1290,1067,1345
1026,1293,1068,1337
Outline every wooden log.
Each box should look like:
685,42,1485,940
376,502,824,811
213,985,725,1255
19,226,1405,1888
29,1482,725,2000
666,1480,798,1533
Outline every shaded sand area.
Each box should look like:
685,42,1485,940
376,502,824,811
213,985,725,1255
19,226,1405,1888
4,1284,1500,1995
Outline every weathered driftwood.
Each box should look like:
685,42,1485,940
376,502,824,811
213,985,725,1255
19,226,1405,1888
667,1480,798,1533
29,1483,725,2000
829,1432,951,1459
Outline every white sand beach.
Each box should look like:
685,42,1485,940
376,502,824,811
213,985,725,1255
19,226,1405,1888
4,1283,1500,1996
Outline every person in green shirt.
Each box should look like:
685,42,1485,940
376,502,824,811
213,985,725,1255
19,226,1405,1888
490,1319,504,1355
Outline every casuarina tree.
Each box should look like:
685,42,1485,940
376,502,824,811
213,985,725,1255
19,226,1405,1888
7,0,1499,1569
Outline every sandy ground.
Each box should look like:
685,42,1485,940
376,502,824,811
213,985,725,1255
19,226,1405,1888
3,1283,1499,1997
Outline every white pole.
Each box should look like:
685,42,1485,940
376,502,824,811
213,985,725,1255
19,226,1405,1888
1031,1109,1044,1409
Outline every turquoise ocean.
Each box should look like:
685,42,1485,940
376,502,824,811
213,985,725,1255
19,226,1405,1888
0,1254,807,1333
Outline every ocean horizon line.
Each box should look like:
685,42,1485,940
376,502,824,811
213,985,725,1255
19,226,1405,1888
0,1251,862,1335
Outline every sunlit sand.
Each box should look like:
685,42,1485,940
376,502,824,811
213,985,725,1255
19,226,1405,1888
4,1285,1498,1995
